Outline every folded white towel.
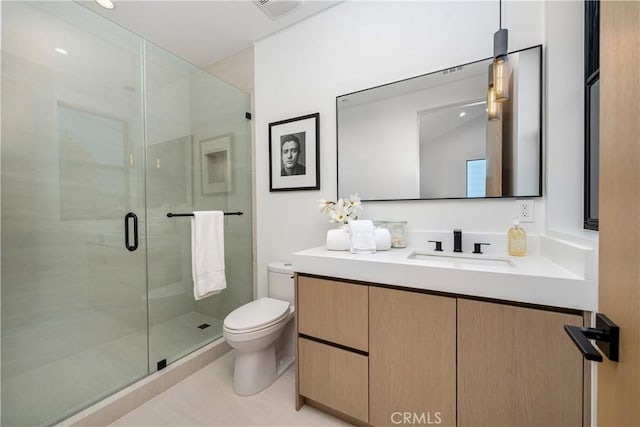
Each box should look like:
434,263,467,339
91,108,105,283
349,220,376,254
191,211,227,300
374,228,392,251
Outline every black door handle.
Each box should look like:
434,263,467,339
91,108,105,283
564,313,619,362
564,325,604,362
124,212,138,252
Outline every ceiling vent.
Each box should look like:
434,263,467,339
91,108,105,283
253,0,302,20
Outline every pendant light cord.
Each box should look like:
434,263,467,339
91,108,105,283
499,0,502,29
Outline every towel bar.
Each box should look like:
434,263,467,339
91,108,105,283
167,212,243,217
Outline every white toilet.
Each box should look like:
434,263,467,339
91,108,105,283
223,262,295,396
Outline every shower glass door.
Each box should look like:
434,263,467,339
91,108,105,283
144,41,253,371
1,2,148,425
2,1,253,424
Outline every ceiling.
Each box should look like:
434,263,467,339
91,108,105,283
77,0,342,69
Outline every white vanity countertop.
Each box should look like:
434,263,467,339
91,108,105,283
292,246,597,311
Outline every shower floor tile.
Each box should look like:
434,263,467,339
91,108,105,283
149,312,223,368
2,311,222,427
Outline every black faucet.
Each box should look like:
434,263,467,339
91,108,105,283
453,229,463,252
428,240,443,251
473,242,491,254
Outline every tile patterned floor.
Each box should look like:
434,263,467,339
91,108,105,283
109,351,349,427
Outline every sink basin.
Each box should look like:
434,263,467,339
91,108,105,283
407,250,515,267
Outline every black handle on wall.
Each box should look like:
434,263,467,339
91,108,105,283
124,212,139,252
564,313,619,363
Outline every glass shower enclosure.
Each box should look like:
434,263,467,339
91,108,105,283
1,2,252,425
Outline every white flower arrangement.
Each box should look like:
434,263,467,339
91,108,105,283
318,194,362,224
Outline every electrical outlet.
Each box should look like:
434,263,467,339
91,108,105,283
517,199,534,222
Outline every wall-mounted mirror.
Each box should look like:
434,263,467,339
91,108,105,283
337,45,542,201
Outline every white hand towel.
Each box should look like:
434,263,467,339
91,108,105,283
374,227,392,251
349,220,376,254
191,211,227,300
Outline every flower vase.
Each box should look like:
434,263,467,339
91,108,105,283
326,224,349,251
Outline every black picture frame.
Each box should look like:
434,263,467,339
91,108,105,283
269,113,320,192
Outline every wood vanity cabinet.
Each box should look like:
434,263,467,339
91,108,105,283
457,298,585,427
369,287,457,427
296,274,587,427
296,275,369,422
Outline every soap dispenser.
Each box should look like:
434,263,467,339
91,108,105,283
508,218,527,256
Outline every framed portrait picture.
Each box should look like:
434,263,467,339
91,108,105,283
200,134,232,195
269,113,319,192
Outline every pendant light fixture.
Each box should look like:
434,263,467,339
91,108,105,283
492,0,510,102
487,64,501,121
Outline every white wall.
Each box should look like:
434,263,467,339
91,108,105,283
545,1,597,243
255,1,547,295
205,46,254,96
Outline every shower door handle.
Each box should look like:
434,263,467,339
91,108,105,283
124,212,139,252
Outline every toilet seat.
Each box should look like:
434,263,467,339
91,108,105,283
224,297,290,334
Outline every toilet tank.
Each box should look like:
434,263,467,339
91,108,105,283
268,261,294,305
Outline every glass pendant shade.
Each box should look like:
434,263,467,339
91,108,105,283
493,55,510,102
487,87,501,121
492,26,510,102
487,64,501,121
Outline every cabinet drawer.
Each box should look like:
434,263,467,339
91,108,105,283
298,338,368,423
297,276,368,351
